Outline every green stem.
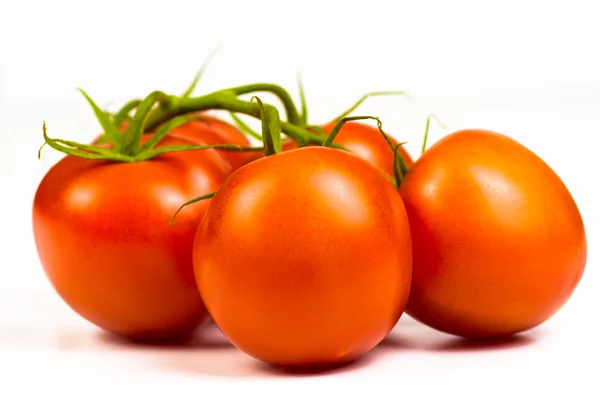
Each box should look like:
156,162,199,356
228,112,263,141
138,143,264,161
322,115,410,185
42,120,262,163
77,89,122,149
250,96,281,156
42,86,346,165
306,125,327,137
229,83,300,125
393,142,409,188
298,73,308,125
421,113,447,154
144,91,332,149
181,44,223,98
41,122,134,162
121,91,170,155
331,91,410,121
322,115,393,148
140,114,213,152
113,99,141,127
169,192,216,226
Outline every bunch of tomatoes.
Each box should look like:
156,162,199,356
32,70,587,369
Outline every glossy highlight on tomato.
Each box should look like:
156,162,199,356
399,129,587,338
193,146,413,367
33,134,231,340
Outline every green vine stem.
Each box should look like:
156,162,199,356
227,84,301,125
169,192,216,226
104,45,221,138
180,44,223,99
321,115,409,188
330,91,410,121
306,125,327,136
393,142,409,188
298,73,309,125
41,81,350,164
168,94,284,226
121,91,170,155
105,82,302,133
142,90,328,148
228,112,263,141
113,99,142,128
78,89,122,149
420,113,447,154
41,121,263,163
250,96,281,156
322,115,394,148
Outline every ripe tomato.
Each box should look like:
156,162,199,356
321,121,414,176
193,147,413,367
283,121,414,177
168,114,262,170
33,134,231,340
398,129,587,338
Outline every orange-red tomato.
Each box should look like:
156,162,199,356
398,129,587,338
33,135,231,340
283,121,414,177
321,121,414,175
169,114,262,170
193,147,413,367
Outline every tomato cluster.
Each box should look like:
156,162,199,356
32,77,586,369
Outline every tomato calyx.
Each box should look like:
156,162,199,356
40,91,265,163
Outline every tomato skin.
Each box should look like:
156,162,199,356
33,135,230,340
399,129,587,338
283,121,414,177
320,121,414,174
193,147,413,367
168,114,262,171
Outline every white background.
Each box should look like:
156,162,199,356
1,0,599,398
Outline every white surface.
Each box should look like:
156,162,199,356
1,0,599,398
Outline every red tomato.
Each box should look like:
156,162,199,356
169,114,262,170
33,134,231,340
283,121,414,177
193,147,413,367
398,129,587,338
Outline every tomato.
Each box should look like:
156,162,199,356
283,121,414,178
398,129,587,338
168,114,262,170
193,146,413,367
321,121,414,175
33,134,231,340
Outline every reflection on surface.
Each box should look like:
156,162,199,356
1,291,541,379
